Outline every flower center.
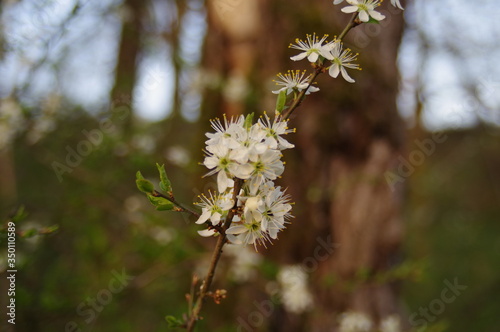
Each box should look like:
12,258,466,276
220,157,229,169
249,222,260,231
253,161,265,173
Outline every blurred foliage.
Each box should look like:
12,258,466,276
2,106,499,331
402,127,500,332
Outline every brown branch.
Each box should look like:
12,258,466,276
152,190,200,218
185,179,243,331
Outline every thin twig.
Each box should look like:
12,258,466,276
185,179,243,331
152,190,200,218
280,68,322,120
338,13,360,41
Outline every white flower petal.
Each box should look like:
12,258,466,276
306,52,319,63
226,225,248,235
196,209,211,224
217,170,231,193
340,66,355,83
359,10,369,22
369,10,385,21
290,52,308,61
211,212,222,224
198,229,216,237
329,64,340,78
341,6,358,13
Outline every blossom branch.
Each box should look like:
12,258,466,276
338,13,361,41
280,13,360,121
138,1,404,329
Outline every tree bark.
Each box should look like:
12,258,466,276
110,0,145,137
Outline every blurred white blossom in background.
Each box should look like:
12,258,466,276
277,265,313,314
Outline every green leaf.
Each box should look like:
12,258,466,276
165,315,184,328
367,16,381,24
275,89,287,114
136,170,145,180
244,113,254,130
21,228,38,238
156,163,172,193
146,194,174,211
42,225,59,235
12,205,28,223
136,179,155,194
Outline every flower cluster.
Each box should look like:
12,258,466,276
194,0,405,249
284,1,403,84
290,36,361,83
273,70,319,95
195,114,293,249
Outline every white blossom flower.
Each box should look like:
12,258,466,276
203,144,253,192
328,42,361,83
277,265,313,314
289,33,334,62
341,0,385,23
195,191,234,225
229,122,268,164
259,185,292,239
224,244,262,282
390,0,404,10
272,70,319,95
246,150,285,195
333,0,345,4
226,217,269,249
380,315,401,332
243,196,264,223
258,114,295,150
0,98,24,150
338,312,373,332
205,115,244,149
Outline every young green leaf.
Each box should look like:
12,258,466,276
156,163,172,194
244,113,254,130
136,179,155,194
146,194,174,211
275,89,287,114
165,315,184,328
136,170,145,180
11,205,28,223
367,16,381,24
21,228,38,238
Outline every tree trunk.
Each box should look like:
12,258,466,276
110,0,145,137
201,1,405,330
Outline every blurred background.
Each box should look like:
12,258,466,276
0,0,499,331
